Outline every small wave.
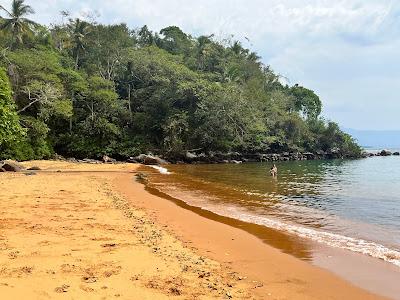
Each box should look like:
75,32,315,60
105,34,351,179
217,207,400,267
149,165,172,175
166,191,400,267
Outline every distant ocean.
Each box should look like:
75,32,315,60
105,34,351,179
344,128,400,149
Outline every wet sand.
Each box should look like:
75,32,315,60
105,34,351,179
0,161,388,299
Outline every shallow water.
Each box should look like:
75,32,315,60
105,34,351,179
145,156,400,267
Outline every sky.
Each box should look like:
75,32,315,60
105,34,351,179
1,0,399,130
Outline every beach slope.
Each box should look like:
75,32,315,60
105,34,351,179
0,161,386,299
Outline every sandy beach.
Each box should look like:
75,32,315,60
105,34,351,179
0,161,387,299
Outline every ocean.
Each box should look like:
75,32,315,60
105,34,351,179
142,155,400,297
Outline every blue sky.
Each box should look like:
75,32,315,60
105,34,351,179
1,0,399,130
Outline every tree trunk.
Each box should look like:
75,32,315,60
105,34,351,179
128,84,132,116
75,51,79,70
69,92,74,132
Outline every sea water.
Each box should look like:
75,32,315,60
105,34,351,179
145,156,400,267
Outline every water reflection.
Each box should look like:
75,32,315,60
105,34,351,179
143,157,400,256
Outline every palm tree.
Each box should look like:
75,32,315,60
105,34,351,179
68,18,91,70
0,0,36,48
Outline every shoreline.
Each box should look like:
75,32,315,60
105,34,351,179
115,166,389,299
0,160,392,299
137,163,400,299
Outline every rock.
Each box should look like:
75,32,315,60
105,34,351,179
53,154,66,161
25,172,37,176
127,157,138,163
28,166,41,171
81,158,101,164
303,152,315,160
380,150,392,156
231,160,242,164
134,154,168,165
135,173,148,181
393,152,400,156
185,151,198,159
102,155,116,163
2,161,24,172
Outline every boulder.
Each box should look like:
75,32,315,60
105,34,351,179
54,154,66,161
134,154,168,165
303,152,315,160
184,151,198,162
361,152,373,158
102,155,116,163
81,158,101,164
230,160,243,164
28,166,41,171
393,152,400,156
227,151,241,160
2,161,24,172
127,157,138,163
380,150,392,156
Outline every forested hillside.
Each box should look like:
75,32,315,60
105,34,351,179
0,0,361,161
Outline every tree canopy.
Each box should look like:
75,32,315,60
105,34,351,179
0,0,361,161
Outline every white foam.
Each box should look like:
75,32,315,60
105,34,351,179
151,183,400,267
149,165,171,175
191,201,400,267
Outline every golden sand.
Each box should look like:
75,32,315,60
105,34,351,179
0,161,386,299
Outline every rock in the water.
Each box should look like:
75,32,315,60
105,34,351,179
380,150,392,156
2,161,24,172
393,152,400,156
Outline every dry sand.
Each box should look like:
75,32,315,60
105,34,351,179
0,161,387,299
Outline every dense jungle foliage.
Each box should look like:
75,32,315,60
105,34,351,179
0,0,361,160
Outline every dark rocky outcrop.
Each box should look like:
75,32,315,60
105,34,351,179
134,154,169,165
1,161,24,172
393,152,400,156
380,150,392,156
162,149,359,164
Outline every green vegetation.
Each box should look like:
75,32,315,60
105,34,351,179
0,0,361,161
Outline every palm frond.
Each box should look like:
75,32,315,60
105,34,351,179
0,5,12,17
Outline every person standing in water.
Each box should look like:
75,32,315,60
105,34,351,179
270,164,278,177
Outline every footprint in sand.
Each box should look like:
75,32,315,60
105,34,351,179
54,284,70,293
8,251,19,259
82,276,97,283
80,284,95,292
